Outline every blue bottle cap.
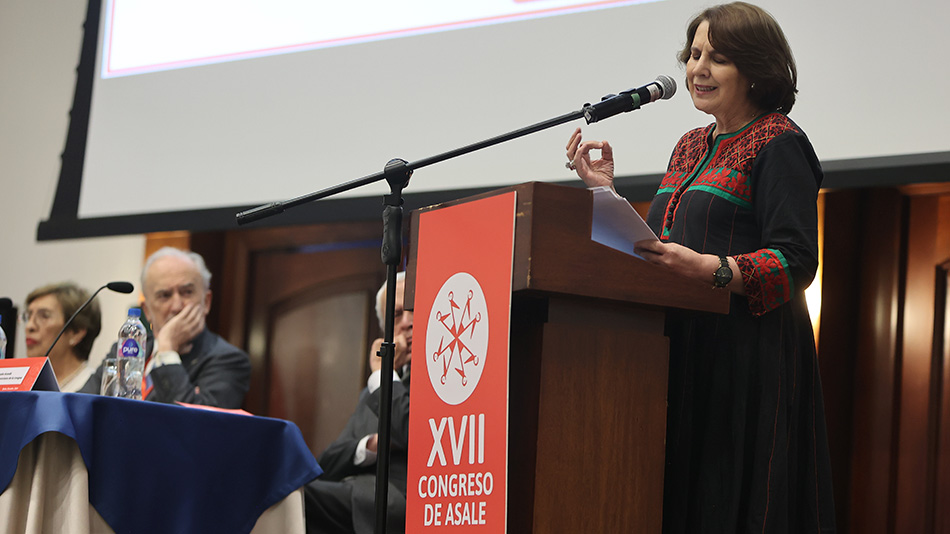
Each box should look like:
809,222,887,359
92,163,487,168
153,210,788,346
128,308,141,317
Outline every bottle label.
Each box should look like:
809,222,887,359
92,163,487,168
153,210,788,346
120,338,140,357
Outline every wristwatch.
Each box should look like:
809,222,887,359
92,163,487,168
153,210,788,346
713,256,732,288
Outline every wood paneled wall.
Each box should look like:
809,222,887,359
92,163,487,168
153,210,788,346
819,186,950,533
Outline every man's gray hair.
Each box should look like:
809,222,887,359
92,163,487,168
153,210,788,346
375,271,406,330
141,247,212,292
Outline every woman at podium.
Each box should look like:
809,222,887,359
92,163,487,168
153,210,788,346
565,2,835,532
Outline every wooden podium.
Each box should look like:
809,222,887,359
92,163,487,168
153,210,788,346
405,182,728,533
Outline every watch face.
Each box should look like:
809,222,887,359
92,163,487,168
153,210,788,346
714,259,732,287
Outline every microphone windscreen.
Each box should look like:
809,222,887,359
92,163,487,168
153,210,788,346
0,298,11,310
656,75,676,100
106,281,135,294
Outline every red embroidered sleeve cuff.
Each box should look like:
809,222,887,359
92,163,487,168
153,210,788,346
736,249,794,316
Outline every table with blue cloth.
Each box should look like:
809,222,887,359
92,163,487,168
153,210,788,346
0,391,322,534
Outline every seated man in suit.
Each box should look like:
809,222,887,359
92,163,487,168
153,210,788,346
306,272,413,534
80,247,251,408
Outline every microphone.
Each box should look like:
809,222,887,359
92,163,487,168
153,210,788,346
44,282,135,358
106,281,135,294
583,75,677,124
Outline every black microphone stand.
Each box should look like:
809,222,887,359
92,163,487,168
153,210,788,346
235,90,646,534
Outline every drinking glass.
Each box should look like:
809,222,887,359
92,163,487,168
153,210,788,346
100,358,119,397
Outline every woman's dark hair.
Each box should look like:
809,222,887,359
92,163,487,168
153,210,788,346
26,282,102,361
677,2,798,113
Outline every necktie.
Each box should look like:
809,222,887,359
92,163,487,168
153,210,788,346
142,351,154,400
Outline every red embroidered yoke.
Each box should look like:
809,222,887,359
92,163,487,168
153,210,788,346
646,112,821,315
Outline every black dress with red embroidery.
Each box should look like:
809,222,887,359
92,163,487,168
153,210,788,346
645,112,837,533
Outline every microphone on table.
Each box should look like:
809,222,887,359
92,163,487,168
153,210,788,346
44,282,135,358
583,74,677,124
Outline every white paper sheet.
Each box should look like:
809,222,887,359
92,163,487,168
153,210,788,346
590,186,658,259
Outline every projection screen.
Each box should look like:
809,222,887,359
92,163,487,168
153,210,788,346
38,0,950,239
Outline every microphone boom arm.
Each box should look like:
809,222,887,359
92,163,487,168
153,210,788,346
236,108,585,225
236,75,675,225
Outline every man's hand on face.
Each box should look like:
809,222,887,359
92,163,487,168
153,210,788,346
368,334,411,373
154,302,205,354
393,333,410,369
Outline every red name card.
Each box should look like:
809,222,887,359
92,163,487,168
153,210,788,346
0,357,60,392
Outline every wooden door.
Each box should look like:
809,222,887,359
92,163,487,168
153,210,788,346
205,220,390,457
929,261,950,533
819,186,950,533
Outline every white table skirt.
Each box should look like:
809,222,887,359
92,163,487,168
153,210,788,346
0,432,305,534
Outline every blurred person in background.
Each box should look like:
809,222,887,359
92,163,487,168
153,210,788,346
23,282,101,392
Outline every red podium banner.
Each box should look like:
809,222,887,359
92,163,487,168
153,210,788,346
406,191,516,532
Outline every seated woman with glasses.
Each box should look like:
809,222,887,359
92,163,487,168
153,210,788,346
22,282,102,392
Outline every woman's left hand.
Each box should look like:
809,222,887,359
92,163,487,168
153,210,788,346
634,240,712,279
634,239,744,295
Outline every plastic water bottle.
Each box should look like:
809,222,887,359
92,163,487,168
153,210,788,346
116,308,147,399
0,315,7,359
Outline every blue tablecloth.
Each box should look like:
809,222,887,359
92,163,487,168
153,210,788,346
0,391,322,534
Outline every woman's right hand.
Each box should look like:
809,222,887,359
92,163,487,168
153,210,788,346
566,127,615,189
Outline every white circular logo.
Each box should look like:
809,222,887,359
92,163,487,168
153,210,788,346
425,272,489,405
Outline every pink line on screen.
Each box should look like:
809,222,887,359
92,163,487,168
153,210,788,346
106,0,118,74
105,0,645,77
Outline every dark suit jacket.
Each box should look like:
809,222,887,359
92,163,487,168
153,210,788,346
79,328,251,408
309,373,410,534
